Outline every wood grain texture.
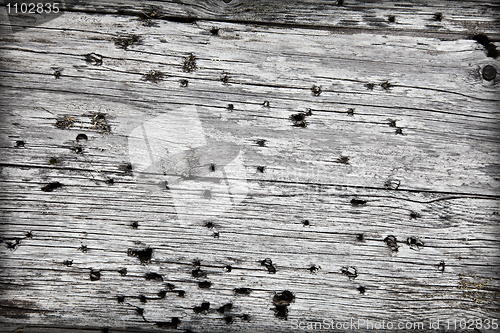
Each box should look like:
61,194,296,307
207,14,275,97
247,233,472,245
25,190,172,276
1,1,499,332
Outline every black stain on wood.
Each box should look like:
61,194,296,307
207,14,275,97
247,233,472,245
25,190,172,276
217,303,232,314
381,81,392,90
145,272,163,282
272,290,295,320
198,281,211,288
407,236,424,250
90,269,101,281
384,235,399,252
410,211,421,219
290,112,309,127
192,267,207,278
84,52,103,66
335,156,350,164
433,12,443,21
118,268,127,276
120,163,133,173
234,287,252,295
341,266,358,280
357,286,366,294
183,53,197,72
365,83,375,90
41,182,62,192
472,34,499,58
350,198,367,206
76,133,88,142
114,35,141,49
256,139,267,147
241,314,250,321
309,265,321,274
193,301,210,314
55,116,76,129
127,247,153,264
6,239,21,250
261,258,276,274
143,70,164,83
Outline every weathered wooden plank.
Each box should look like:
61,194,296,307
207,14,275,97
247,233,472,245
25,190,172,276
1,3,499,333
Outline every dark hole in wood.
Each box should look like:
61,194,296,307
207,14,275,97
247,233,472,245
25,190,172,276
388,15,395,23
78,244,88,253
227,104,234,111
145,272,163,281
118,268,127,276
256,139,267,147
158,290,167,298
302,219,310,226
194,302,210,313
357,286,366,294
217,303,232,314
309,265,320,274
63,260,73,267
261,258,276,273
407,236,424,250
347,108,354,116
365,83,375,90
192,267,207,278
127,247,153,264
472,34,499,58
350,198,367,206
384,235,399,252
204,221,214,228
210,27,219,35
25,231,33,238
263,101,270,107
437,260,445,272
180,79,189,87
395,127,404,135
138,295,147,303
177,290,186,297
117,295,125,303
482,65,497,81
183,53,197,72
198,281,211,288
433,12,443,21
272,290,295,320
311,85,322,96
224,265,232,272
257,166,265,173
224,315,234,324
49,157,58,165
84,52,103,66
90,269,101,281
131,221,139,229
356,233,365,241
234,287,252,295
41,182,62,192
15,140,25,147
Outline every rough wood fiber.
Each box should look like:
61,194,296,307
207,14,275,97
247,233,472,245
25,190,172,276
0,1,499,333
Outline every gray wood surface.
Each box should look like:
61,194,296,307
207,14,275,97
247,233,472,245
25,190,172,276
1,1,499,332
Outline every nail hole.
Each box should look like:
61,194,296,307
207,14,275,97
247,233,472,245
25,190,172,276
261,258,276,274
209,163,216,172
407,236,424,250
357,286,366,294
180,79,189,87
227,104,234,111
90,269,101,281
437,260,445,272
272,290,295,320
210,27,219,35
84,52,103,65
384,235,399,252
224,265,232,272
482,65,497,81
388,118,397,127
76,134,88,142
388,15,395,23
131,221,139,229
49,157,58,165
204,221,214,228
395,127,404,135
117,295,125,303
15,140,25,148
309,265,321,274
256,139,267,147
302,219,310,226
335,156,349,164
356,233,365,242
257,166,265,173
381,81,392,90
224,315,234,324
347,108,354,116
311,85,322,96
